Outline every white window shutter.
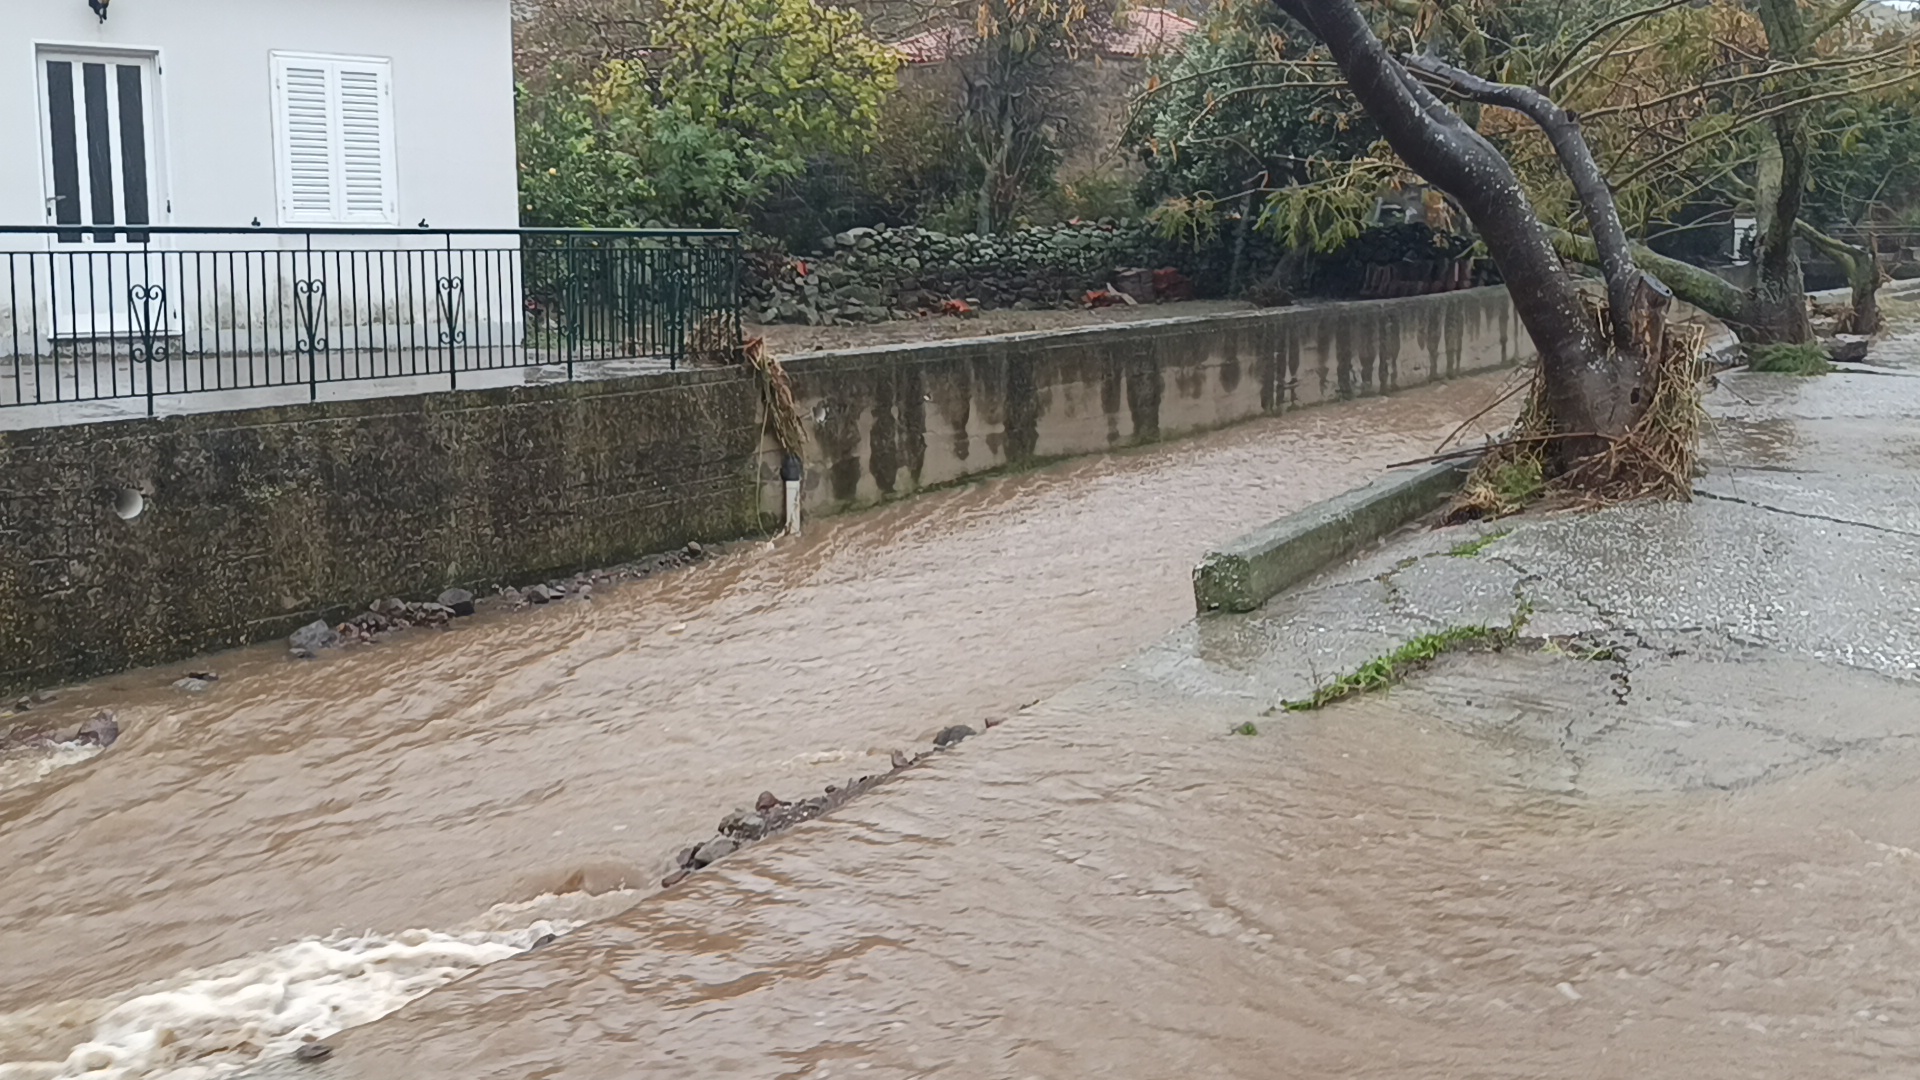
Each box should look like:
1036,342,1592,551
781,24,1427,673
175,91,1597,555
276,61,336,222
335,62,394,223
271,54,396,225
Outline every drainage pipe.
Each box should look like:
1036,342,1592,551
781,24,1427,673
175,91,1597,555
781,453,803,536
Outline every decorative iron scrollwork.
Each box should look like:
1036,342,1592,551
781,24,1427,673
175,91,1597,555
294,278,327,356
437,276,466,346
127,282,169,366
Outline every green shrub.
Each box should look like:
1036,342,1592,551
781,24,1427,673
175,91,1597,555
1749,342,1832,376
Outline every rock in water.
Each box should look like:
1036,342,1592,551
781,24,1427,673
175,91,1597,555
691,836,738,867
294,1043,333,1062
719,810,767,840
1828,335,1870,364
76,711,119,747
685,541,705,558
527,584,553,604
289,620,341,653
933,724,976,748
437,588,476,616
172,677,214,693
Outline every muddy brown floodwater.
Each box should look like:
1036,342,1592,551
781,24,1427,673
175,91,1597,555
0,373,1516,1078
321,664,1920,1079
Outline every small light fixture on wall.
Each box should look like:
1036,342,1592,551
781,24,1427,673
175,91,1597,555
89,0,108,20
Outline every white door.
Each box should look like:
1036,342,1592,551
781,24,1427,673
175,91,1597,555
38,50,175,342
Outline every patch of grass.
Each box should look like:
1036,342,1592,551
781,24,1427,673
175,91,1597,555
1282,627,1500,711
1490,458,1545,505
1281,602,1533,712
1749,342,1832,376
1446,529,1511,558
1230,721,1259,736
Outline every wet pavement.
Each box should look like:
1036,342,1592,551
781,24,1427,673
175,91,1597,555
0,373,1519,1079
281,330,1920,1078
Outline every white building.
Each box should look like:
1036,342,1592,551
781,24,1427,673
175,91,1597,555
1,0,518,235
0,0,601,418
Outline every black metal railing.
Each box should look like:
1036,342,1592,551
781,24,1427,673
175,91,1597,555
0,226,741,414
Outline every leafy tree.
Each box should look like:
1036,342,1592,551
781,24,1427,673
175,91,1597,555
1212,0,1920,339
1807,89,1920,229
1501,0,1920,336
948,0,1120,233
516,0,898,227
1131,0,1380,249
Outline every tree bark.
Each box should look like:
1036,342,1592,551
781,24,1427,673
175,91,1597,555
1550,228,1748,322
1746,0,1817,344
1746,133,1814,342
1404,55,1645,354
1273,0,1648,458
1798,220,1882,334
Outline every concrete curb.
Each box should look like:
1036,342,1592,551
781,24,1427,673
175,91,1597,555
1193,458,1475,614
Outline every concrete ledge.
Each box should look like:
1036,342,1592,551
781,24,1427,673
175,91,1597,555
1193,458,1474,614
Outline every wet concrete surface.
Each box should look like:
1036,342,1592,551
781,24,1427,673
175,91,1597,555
290,329,1920,1077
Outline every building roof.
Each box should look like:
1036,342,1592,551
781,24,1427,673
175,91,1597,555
892,7,1198,64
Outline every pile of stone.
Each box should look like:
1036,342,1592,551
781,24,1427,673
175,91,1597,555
749,220,1175,326
335,593,472,644
660,722,987,887
287,542,718,657
496,541,709,609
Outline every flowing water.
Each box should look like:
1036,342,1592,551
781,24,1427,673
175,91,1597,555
0,375,1519,1079
308,663,1920,1079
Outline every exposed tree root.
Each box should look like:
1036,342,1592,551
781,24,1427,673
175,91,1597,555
1450,303,1706,520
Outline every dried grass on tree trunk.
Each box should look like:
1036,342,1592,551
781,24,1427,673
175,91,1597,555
1450,300,1706,520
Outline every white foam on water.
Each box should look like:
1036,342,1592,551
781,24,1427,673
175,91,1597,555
0,911,588,1080
0,742,103,794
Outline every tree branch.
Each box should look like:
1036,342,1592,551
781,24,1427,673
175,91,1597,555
1549,227,1747,324
1543,0,1694,92
1808,0,1870,44
1406,53,1642,350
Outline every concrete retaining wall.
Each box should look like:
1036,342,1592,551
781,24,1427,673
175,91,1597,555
0,286,1530,693
0,370,760,691
763,286,1530,515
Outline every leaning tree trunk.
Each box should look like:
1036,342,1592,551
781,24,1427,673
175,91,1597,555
1744,0,1818,344
1747,134,1815,342
1798,220,1882,334
1273,0,1658,464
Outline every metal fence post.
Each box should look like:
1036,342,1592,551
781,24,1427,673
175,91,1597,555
304,233,319,402
445,233,458,391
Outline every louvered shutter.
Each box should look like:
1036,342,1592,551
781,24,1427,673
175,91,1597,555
271,54,396,224
278,62,334,221
334,64,393,221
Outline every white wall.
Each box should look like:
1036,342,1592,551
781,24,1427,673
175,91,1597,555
0,0,518,235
